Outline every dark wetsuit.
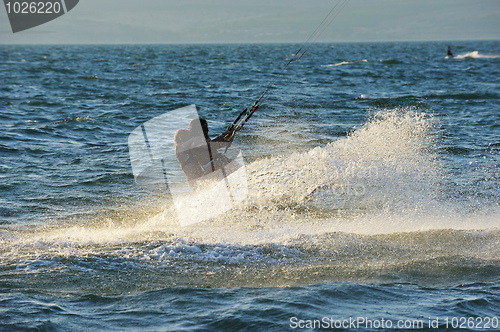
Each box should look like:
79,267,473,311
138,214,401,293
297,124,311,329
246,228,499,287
174,120,235,188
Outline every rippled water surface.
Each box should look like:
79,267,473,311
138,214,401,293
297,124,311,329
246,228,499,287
1,41,499,331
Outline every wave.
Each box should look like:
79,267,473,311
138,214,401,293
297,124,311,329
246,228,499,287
1,108,499,290
321,59,368,67
4,109,499,245
1,226,498,290
454,51,500,59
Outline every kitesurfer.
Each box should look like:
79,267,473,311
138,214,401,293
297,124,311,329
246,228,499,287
174,118,237,187
447,46,453,57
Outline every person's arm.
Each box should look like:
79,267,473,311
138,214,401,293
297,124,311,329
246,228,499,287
210,126,239,149
212,126,236,142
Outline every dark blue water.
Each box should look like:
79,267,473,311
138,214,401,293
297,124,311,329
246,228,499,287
1,41,499,331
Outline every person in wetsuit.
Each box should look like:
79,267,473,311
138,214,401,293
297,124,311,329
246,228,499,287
447,46,454,57
174,118,237,188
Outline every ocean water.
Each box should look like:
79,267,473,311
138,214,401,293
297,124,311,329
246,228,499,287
0,41,499,331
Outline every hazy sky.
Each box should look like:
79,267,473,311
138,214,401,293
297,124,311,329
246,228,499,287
1,0,499,44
